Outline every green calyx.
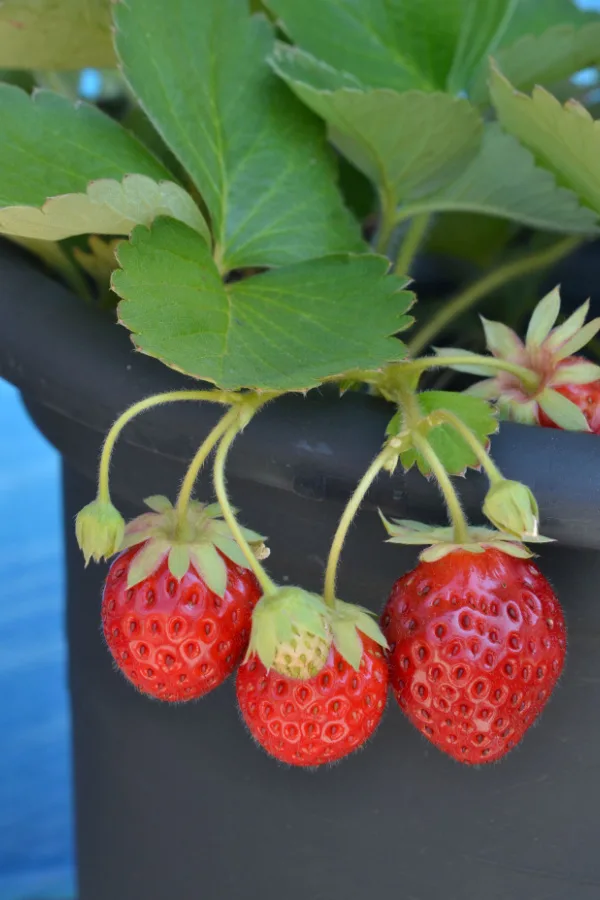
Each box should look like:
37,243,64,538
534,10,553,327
442,286,600,430
121,495,268,592
380,514,552,563
246,587,333,679
246,587,388,677
75,498,125,565
482,479,539,540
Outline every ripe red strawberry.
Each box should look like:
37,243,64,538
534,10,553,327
103,545,260,701
101,495,265,701
381,547,566,764
537,356,600,433
236,636,388,766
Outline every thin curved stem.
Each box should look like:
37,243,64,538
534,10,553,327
213,424,277,596
395,213,431,276
323,447,392,607
97,390,234,504
408,354,540,391
374,190,397,255
175,406,240,530
429,409,503,484
408,236,581,356
411,431,470,544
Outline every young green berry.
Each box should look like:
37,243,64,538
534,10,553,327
482,479,539,539
75,498,126,565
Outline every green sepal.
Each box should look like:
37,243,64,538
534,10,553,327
168,545,191,580
329,598,388,671
380,514,552,563
538,388,590,431
189,544,228,597
246,587,331,674
144,495,173,513
526,286,561,346
127,539,170,588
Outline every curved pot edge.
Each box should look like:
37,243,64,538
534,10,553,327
1,239,600,550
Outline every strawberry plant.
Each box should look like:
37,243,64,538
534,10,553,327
4,0,600,767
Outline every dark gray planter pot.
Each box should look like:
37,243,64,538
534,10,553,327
2,240,600,900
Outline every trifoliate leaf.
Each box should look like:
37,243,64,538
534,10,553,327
127,539,170,588
469,11,600,103
0,175,210,242
113,0,362,270
168,545,191,580
0,0,115,70
271,45,483,211
537,388,590,431
267,0,518,93
189,545,228,598
396,124,598,234
491,67,600,219
0,85,170,209
395,391,498,475
113,217,413,392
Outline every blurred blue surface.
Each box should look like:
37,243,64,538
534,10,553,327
0,382,75,900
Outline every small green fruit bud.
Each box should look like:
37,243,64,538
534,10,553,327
75,499,126,565
483,480,539,539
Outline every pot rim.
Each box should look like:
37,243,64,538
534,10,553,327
1,239,599,550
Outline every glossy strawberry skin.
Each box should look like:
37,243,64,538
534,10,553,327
102,544,261,702
538,357,600,433
236,637,388,766
381,549,566,764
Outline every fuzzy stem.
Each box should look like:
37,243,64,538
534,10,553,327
428,409,503,484
408,236,581,356
175,406,241,531
411,431,470,544
395,213,431,276
374,189,397,255
323,447,393,608
97,390,235,504
213,422,277,595
408,354,540,391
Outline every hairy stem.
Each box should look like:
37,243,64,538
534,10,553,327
395,213,431,276
175,406,241,531
323,447,393,608
97,390,235,505
408,236,581,356
411,431,470,544
213,422,276,595
429,409,503,484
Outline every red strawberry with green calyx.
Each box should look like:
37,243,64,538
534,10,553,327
437,286,600,432
237,587,389,765
102,495,265,702
380,519,566,764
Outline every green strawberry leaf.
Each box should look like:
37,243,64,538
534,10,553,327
113,0,362,271
271,44,483,212
395,124,598,234
491,67,600,219
266,0,518,92
0,174,210,242
0,0,115,70
393,391,498,475
471,0,600,101
112,217,413,392
0,85,170,210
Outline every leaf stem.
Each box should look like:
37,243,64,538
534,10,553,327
96,390,235,504
374,189,397,255
175,406,241,531
323,446,394,608
429,409,503,484
411,431,470,544
408,354,539,391
407,236,581,355
212,420,277,596
395,213,431,276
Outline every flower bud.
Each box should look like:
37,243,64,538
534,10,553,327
483,480,539,539
75,499,125,565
